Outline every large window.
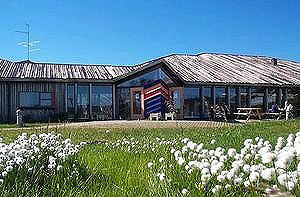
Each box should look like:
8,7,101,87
132,91,142,114
67,84,75,118
251,87,264,108
268,88,277,109
229,87,238,112
240,87,249,107
184,88,200,118
117,68,173,87
92,85,112,120
171,90,181,113
77,85,89,119
288,88,300,116
19,92,54,108
117,88,131,120
215,87,226,105
203,87,212,118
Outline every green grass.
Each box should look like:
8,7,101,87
0,119,300,196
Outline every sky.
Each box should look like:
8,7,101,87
0,0,300,65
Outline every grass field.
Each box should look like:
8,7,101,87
0,119,300,196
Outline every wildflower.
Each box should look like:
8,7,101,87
157,172,165,181
244,180,251,187
159,157,164,163
212,185,221,194
181,188,188,195
105,130,110,134
210,139,216,144
147,162,154,168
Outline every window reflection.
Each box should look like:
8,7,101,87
215,87,226,105
240,87,248,107
67,84,75,119
203,87,212,118
117,68,173,87
117,88,131,120
229,87,237,112
92,85,112,120
77,85,89,119
287,88,300,116
268,88,277,109
184,88,200,118
133,91,141,114
171,90,180,113
251,87,264,108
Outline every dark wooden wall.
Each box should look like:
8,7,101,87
0,82,65,123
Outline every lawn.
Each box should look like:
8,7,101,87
0,119,299,196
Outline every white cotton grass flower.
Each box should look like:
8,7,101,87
159,157,164,163
212,185,221,194
181,188,188,195
147,162,154,168
105,130,110,134
157,172,165,181
261,152,275,164
210,139,216,144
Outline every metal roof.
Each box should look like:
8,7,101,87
0,53,299,85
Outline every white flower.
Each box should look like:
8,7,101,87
181,188,188,195
159,157,164,163
0,179,3,184
177,157,185,166
147,162,154,168
105,130,110,134
261,152,275,164
57,165,63,171
212,185,221,194
2,171,7,177
227,148,236,157
244,180,251,187
249,172,259,183
210,139,216,144
277,174,288,186
157,172,165,181
225,184,231,189
261,168,275,181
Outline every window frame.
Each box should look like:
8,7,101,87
19,91,55,109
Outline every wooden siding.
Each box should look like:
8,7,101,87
0,82,65,123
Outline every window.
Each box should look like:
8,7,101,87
19,92,54,108
184,88,200,118
229,87,238,111
215,87,226,105
92,85,113,120
67,84,75,118
171,90,180,113
203,87,212,118
117,68,173,87
251,87,264,108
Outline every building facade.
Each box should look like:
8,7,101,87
0,53,299,123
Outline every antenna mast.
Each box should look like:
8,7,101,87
16,24,40,60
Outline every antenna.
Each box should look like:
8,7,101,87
16,24,40,60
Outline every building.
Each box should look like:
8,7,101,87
0,53,299,123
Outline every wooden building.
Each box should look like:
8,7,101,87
0,53,299,123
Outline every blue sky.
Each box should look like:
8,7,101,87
0,0,299,65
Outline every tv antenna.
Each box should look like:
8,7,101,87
16,24,40,60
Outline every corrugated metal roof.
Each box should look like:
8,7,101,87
0,53,299,85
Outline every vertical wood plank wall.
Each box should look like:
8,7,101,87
0,82,65,123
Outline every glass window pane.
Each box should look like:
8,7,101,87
172,90,180,113
77,85,89,119
184,88,200,118
117,68,173,87
20,92,39,107
67,84,75,118
92,85,112,120
117,88,131,120
203,87,212,118
229,87,237,111
40,99,52,106
240,87,248,107
215,87,226,105
133,91,141,114
268,88,277,109
40,92,51,100
251,87,264,108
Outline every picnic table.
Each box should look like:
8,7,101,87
234,107,263,121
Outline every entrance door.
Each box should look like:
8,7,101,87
130,87,144,119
